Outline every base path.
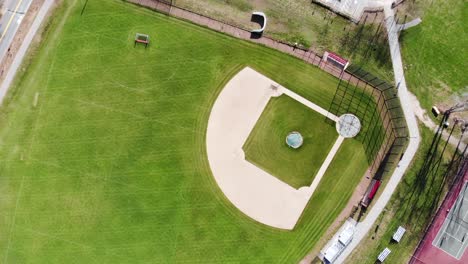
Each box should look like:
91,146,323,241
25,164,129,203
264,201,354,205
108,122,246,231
206,67,341,230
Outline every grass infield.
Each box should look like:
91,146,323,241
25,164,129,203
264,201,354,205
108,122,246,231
244,95,338,189
0,0,375,262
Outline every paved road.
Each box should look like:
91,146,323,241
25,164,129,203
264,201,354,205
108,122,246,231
0,0,33,64
335,4,421,263
0,0,53,104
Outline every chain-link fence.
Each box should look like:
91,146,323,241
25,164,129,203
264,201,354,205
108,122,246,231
126,0,408,180
328,64,408,179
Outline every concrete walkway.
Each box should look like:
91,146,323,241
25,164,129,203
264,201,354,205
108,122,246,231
399,17,422,31
0,0,53,104
335,4,421,263
206,67,342,230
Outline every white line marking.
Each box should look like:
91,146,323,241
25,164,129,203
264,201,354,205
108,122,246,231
0,0,25,41
306,136,344,196
2,173,26,264
280,86,338,121
443,229,463,243
207,67,343,229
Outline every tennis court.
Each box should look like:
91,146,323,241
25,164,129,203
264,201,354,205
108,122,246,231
433,181,468,259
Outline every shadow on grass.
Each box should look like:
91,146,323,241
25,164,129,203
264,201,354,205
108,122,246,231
394,119,466,233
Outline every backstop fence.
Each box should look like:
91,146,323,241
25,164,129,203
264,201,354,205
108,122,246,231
125,0,408,182
327,12,408,181
328,64,408,179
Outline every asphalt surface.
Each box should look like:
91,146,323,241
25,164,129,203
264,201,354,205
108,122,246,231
0,0,52,104
0,0,33,64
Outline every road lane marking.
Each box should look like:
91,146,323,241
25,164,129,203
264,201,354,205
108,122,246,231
0,0,25,42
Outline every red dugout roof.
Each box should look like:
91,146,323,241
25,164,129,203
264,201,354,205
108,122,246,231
327,52,348,66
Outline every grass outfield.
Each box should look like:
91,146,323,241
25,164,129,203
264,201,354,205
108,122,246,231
401,0,467,110
243,95,338,189
0,0,374,262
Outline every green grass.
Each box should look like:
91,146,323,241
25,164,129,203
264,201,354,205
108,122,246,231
175,0,393,80
401,0,468,110
243,95,338,189
0,0,376,262
347,125,458,264
175,0,348,48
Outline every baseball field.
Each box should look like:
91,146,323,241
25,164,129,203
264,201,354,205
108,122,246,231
0,0,381,262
